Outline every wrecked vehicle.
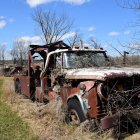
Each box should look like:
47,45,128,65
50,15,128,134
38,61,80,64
4,66,22,77
14,41,140,132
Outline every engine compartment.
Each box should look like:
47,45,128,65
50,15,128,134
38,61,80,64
101,75,140,112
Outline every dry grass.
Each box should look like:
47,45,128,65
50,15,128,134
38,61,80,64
2,77,140,140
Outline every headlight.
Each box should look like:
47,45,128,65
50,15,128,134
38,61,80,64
79,84,86,91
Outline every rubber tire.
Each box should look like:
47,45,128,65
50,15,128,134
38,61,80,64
15,80,21,94
30,87,36,102
67,99,86,124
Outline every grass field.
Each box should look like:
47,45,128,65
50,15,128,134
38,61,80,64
0,77,38,140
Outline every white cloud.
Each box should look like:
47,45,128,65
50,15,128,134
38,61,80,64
103,44,109,49
88,26,95,32
83,43,89,47
18,32,76,46
26,0,90,7
0,16,5,19
63,0,89,5
0,20,6,29
9,18,15,23
108,32,120,36
129,43,140,49
61,32,76,40
18,36,43,45
1,42,7,46
124,30,130,35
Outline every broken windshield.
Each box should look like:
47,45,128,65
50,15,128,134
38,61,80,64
63,51,110,69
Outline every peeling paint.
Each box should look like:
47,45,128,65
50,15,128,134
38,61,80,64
64,67,140,80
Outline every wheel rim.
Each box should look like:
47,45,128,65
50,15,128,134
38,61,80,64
69,109,80,125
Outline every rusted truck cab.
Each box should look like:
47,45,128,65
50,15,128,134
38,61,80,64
14,41,70,101
14,41,140,130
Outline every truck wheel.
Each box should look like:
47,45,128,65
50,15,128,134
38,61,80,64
15,80,21,94
30,87,36,102
67,99,86,125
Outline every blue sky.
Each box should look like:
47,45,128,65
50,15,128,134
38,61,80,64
0,0,138,57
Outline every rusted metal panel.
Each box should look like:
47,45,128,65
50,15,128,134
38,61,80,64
79,81,95,91
60,86,71,106
87,88,98,118
101,113,120,130
14,75,30,97
60,85,80,105
64,67,140,81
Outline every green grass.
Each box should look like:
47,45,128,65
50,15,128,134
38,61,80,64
0,78,38,140
0,79,3,96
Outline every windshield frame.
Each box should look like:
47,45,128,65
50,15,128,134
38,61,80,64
62,50,109,69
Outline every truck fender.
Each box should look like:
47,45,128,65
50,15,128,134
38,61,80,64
67,94,87,116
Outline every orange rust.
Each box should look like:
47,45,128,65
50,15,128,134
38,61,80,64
87,88,98,118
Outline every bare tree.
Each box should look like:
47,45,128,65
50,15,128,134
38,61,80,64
117,40,140,54
67,32,82,48
88,37,101,49
0,44,6,74
114,0,140,54
116,0,140,29
33,8,73,44
116,0,140,9
10,39,29,66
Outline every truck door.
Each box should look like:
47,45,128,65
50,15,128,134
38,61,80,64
49,53,62,92
20,66,34,98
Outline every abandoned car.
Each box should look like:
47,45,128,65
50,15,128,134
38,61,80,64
14,41,140,130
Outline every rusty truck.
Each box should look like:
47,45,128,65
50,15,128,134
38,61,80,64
14,41,140,131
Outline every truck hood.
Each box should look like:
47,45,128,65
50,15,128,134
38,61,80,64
64,67,140,81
